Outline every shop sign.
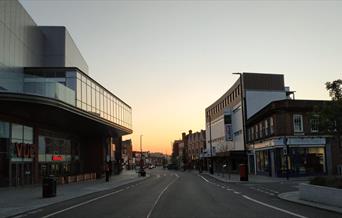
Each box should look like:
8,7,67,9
52,155,63,161
14,143,34,158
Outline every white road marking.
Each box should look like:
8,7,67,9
226,188,233,191
146,176,179,218
41,189,125,218
242,195,307,218
233,191,241,194
175,173,179,178
200,175,210,183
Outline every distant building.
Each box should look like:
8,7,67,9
185,130,206,169
149,152,165,166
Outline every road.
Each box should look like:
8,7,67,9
18,168,341,218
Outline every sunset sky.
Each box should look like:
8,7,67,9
20,0,342,154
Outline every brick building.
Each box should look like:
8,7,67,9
246,99,341,177
186,130,206,169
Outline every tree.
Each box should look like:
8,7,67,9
317,79,342,147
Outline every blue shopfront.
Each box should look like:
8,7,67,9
250,137,326,177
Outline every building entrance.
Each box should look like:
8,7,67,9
10,162,33,186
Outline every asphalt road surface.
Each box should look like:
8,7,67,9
17,168,342,218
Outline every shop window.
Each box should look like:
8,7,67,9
23,126,33,144
11,124,23,143
293,114,303,133
0,121,9,139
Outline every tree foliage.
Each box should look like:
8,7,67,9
317,79,342,146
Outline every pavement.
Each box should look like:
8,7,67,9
201,171,313,183
203,171,342,216
12,168,342,218
0,170,149,218
279,191,342,215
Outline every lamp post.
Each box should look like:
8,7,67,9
232,72,247,153
233,72,249,181
207,113,214,174
139,134,145,176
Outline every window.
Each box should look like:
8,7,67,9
265,120,269,136
255,125,259,139
293,114,303,133
0,121,9,138
11,124,23,143
270,117,274,135
259,123,263,138
251,127,254,140
310,118,319,133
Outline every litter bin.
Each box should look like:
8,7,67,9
42,175,57,198
138,169,146,177
239,164,248,181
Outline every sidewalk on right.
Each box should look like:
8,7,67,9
279,191,342,214
201,171,313,183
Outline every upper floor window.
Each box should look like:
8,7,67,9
265,120,269,136
251,127,254,140
255,125,259,139
270,117,274,135
293,114,304,133
310,118,319,133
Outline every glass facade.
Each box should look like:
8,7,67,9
20,68,132,130
256,147,326,177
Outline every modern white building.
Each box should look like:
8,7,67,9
204,72,292,172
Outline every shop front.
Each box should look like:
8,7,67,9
38,129,81,180
252,137,326,177
0,120,35,187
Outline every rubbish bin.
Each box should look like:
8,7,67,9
239,164,248,181
42,175,57,198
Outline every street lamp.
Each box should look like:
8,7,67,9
207,113,214,174
139,134,145,176
232,72,248,156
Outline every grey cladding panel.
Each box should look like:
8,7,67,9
243,73,284,91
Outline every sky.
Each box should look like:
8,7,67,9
20,0,342,154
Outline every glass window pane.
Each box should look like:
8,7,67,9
92,87,95,108
23,126,33,143
76,79,81,101
87,85,91,106
0,121,10,138
81,82,86,103
11,124,23,141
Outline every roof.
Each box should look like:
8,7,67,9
246,99,330,125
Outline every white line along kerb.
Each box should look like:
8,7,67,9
242,195,307,218
42,189,125,218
